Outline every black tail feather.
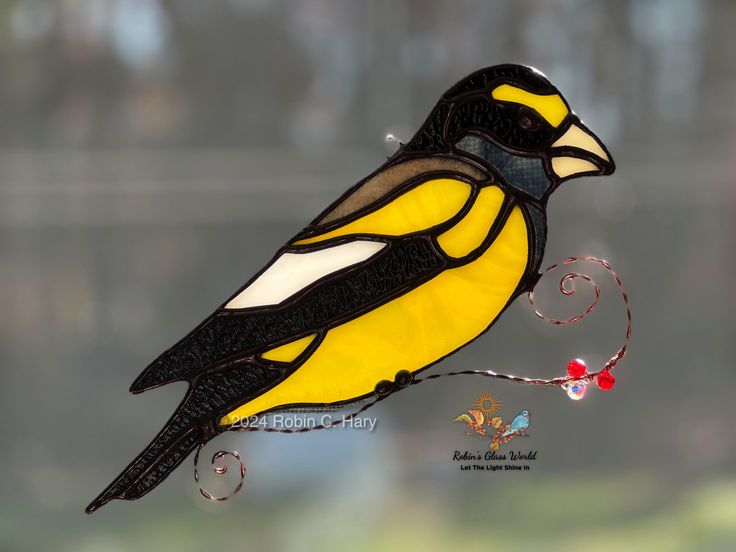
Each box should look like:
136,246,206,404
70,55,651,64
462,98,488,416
88,362,283,513
85,424,208,514
129,314,261,394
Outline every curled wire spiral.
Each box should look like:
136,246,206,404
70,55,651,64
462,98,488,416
193,445,246,501
529,261,600,326
529,256,631,380
194,255,631,501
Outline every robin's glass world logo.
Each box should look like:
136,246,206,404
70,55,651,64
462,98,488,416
452,391,537,472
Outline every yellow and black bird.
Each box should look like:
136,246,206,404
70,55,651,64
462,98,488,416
86,64,614,513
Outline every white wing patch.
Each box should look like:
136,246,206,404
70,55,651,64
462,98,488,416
225,240,387,309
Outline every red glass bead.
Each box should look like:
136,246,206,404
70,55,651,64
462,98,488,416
597,369,616,391
567,358,587,379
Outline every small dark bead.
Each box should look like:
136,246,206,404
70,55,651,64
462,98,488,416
394,370,413,388
374,380,393,396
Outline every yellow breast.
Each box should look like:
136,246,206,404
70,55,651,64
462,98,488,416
221,204,528,425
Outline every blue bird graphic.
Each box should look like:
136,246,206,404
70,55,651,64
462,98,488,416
501,410,530,437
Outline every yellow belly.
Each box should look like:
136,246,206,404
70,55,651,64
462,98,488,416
221,205,528,425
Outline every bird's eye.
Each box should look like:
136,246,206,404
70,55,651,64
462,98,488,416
517,107,542,131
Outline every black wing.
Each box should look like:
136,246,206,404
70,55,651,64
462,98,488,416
130,234,447,392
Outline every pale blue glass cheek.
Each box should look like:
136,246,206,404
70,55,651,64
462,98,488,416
456,134,551,200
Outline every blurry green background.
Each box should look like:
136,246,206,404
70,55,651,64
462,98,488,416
1,1,735,550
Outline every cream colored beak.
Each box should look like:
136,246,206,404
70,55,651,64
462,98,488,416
550,121,614,180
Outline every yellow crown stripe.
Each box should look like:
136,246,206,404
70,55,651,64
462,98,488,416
491,84,568,127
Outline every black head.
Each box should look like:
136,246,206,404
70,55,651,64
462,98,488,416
405,64,615,201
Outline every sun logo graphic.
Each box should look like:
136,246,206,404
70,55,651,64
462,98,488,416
453,391,530,450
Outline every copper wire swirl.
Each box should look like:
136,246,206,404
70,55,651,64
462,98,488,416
195,255,631,502
528,256,631,379
193,445,246,501
529,261,600,325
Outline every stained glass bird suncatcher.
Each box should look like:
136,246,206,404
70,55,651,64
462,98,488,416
86,64,615,513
